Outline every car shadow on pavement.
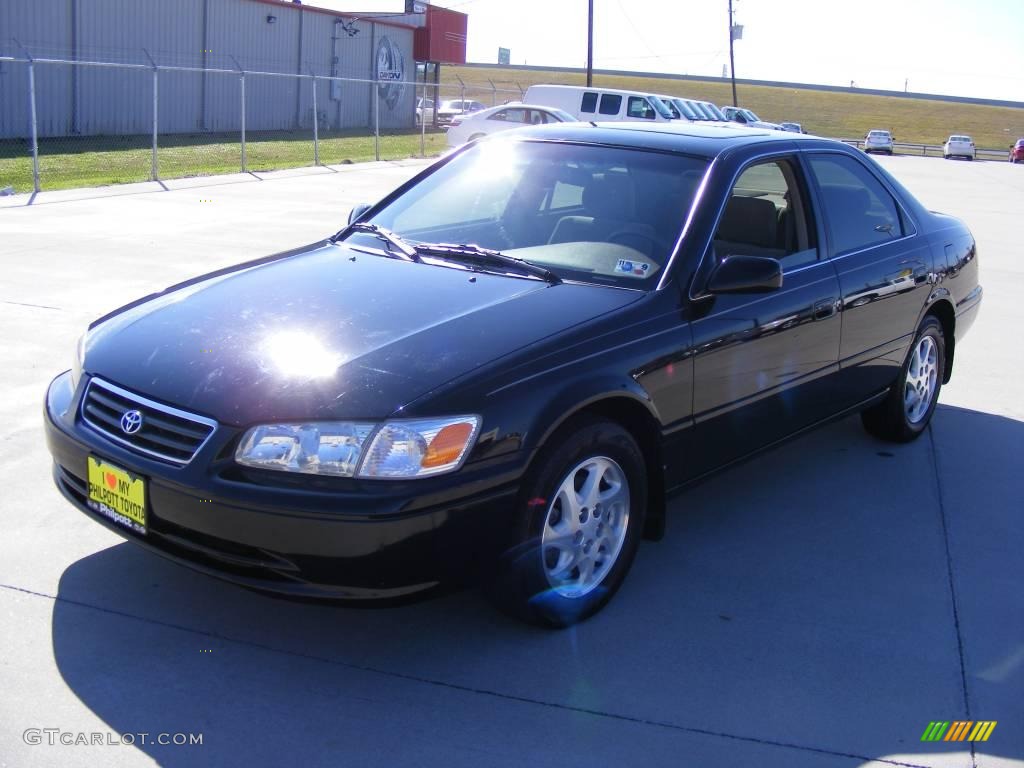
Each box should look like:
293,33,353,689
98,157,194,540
49,405,1022,767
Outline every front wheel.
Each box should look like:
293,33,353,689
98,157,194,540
861,316,945,442
486,417,647,627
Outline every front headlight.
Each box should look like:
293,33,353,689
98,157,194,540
70,332,86,390
235,422,376,476
357,416,480,478
234,415,480,479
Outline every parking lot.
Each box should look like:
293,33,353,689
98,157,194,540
0,154,1021,768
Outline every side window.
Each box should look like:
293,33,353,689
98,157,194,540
713,158,818,269
808,154,903,256
580,92,598,114
501,108,528,124
627,97,656,119
599,94,622,115
490,110,508,122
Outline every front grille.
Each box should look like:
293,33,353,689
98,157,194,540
81,378,217,465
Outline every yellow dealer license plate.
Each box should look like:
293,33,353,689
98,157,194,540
87,456,147,535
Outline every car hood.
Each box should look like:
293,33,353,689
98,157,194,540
83,242,641,426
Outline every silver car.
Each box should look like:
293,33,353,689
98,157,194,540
864,130,894,155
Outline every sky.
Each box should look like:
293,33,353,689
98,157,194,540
314,0,1024,101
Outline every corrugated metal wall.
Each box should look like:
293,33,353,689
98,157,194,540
0,0,416,138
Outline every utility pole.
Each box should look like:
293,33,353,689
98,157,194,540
586,0,594,87
727,0,737,106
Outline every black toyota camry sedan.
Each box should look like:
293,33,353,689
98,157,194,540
45,123,981,627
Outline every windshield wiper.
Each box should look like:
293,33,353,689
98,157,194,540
344,223,420,262
413,242,561,284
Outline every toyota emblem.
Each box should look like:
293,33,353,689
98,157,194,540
120,410,144,434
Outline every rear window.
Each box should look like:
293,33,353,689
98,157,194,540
868,131,890,138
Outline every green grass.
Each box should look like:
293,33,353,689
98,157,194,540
447,66,1024,151
0,129,448,194
5,66,1021,194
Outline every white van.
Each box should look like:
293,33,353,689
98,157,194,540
524,84,676,123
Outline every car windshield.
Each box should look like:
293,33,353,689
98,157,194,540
548,108,576,122
672,99,700,120
349,140,709,288
645,96,674,119
703,102,728,120
741,109,760,122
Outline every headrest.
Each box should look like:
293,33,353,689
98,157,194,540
583,173,636,219
718,195,778,248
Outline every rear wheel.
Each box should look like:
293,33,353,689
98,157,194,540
486,417,647,628
861,316,945,442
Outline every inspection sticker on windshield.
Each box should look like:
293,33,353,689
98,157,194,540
615,259,652,278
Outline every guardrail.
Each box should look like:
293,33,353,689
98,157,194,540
838,139,1012,161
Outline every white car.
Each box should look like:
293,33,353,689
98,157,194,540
943,135,976,160
445,104,577,146
864,130,894,154
415,98,435,126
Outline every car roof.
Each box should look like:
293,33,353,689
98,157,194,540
503,121,821,158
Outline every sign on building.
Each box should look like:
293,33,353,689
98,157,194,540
498,47,511,65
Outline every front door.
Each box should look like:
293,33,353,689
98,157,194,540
689,156,842,476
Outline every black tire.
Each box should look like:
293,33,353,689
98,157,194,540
943,154,950,159
861,316,945,442
486,416,647,628
967,155,974,161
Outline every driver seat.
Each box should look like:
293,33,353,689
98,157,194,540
548,173,657,254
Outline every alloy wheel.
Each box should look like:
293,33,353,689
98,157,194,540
904,335,938,423
541,456,630,599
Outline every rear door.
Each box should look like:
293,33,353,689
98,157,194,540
804,151,932,406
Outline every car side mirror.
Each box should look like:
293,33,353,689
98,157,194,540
348,203,372,225
707,255,783,293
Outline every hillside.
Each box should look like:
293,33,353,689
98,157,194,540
445,66,1024,151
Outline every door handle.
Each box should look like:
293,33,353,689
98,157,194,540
813,298,837,320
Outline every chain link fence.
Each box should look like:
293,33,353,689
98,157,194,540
0,51,524,194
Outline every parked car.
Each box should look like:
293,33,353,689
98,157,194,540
943,135,976,161
1012,138,1024,163
45,123,981,627
780,121,805,133
697,101,730,122
415,98,435,125
722,106,782,130
446,103,576,146
436,99,485,127
524,84,676,123
653,95,691,121
864,129,894,154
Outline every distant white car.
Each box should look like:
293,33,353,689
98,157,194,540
943,135,976,160
780,121,804,133
446,104,577,146
415,98,435,126
864,130,894,154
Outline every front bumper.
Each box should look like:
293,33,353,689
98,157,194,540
45,372,521,600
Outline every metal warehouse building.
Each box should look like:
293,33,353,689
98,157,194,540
0,0,466,138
